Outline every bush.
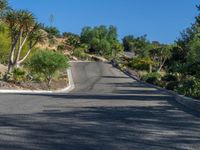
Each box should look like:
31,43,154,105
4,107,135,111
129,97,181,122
73,48,86,59
57,44,65,52
176,77,200,98
129,57,149,70
129,57,155,72
142,72,161,85
29,50,69,88
165,81,179,90
12,68,26,83
0,23,10,64
0,71,2,79
161,74,177,82
49,37,57,46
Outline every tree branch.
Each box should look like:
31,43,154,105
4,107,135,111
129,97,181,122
15,32,28,64
18,38,39,64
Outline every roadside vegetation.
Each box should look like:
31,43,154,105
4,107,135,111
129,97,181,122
29,50,69,89
0,0,69,90
0,0,200,99
116,5,200,100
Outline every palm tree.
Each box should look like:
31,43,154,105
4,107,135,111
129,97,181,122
0,0,7,11
4,10,46,80
0,0,8,29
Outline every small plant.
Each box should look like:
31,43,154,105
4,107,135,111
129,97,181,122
129,57,156,73
165,81,179,90
161,74,177,82
29,50,69,89
142,72,161,85
57,44,65,52
73,48,86,59
0,71,2,79
12,68,26,83
176,77,200,98
49,37,57,46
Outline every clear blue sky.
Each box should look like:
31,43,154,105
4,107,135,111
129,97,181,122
8,0,198,44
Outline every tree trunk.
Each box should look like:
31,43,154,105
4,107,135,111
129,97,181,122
17,39,38,66
46,76,52,90
4,42,17,80
15,32,28,67
149,64,152,73
4,61,14,81
157,59,166,73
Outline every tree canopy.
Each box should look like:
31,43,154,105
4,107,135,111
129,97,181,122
80,25,123,58
29,50,69,88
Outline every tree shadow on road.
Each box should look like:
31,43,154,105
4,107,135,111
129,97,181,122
0,105,200,150
1,75,200,149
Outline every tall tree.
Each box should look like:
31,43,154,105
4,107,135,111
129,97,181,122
122,35,149,55
43,26,60,38
4,10,46,79
149,45,172,72
0,0,7,11
80,25,122,58
0,0,8,22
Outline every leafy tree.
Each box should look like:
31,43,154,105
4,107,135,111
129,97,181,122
29,50,69,88
80,26,92,44
0,23,10,64
107,25,118,41
0,0,7,12
110,40,124,58
122,35,149,55
80,25,122,58
42,26,60,38
122,35,134,52
187,38,200,64
3,10,46,79
98,39,111,56
173,5,200,65
65,34,80,48
73,47,87,59
129,57,155,73
149,45,172,72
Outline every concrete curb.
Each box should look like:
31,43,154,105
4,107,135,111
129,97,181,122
0,68,75,94
142,81,200,113
167,90,200,113
114,63,200,113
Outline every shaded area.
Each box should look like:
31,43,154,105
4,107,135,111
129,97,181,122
0,106,200,150
17,93,171,101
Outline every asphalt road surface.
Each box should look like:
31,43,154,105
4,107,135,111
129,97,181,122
0,62,200,150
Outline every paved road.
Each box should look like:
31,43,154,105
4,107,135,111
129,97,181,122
0,62,200,150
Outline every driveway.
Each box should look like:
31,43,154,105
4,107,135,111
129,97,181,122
0,62,200,150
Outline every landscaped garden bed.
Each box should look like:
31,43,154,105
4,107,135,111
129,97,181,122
0,69,68,91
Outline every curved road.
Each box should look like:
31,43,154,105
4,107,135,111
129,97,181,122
0,62,200,150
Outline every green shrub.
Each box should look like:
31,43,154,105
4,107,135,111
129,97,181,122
0,71,2,79
57,44,65,52
129,57,148,70
176,77,200,98
129,57,155,72
12,68,26,83
166,81,179,91
73,48,86,59
29,50,69,88
142,72,161,85
49,37,57,46
0,23,10,64
161,74,177,82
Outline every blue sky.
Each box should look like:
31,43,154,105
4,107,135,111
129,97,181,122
8,0,198,44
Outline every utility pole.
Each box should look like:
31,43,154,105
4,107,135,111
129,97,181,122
49,14,54,27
